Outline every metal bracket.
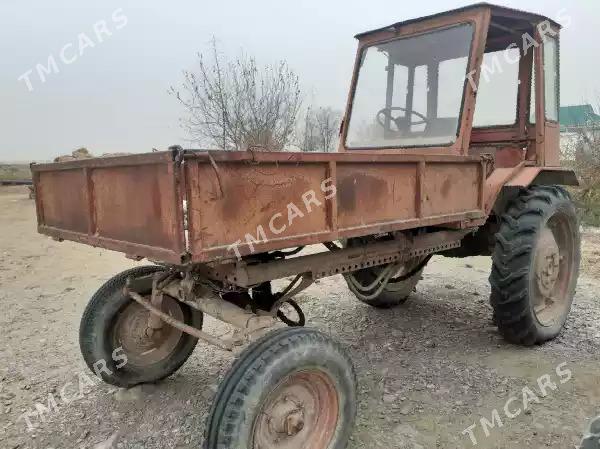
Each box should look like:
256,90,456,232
128,290,235,351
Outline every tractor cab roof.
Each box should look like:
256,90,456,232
355,3,560,43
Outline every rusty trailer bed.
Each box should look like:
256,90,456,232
31,149,487,264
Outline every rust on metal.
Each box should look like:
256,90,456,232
32,151,187,264
127,291,234,351
253,370,339,449
30,3,576,269
114,294,185,367
160,282,277,333
207,229,468,287
183,151,486,262
32,146,487,264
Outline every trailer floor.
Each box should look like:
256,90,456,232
1,185,599,449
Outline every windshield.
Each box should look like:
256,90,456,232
346,24,474,149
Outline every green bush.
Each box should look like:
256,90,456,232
0,164,31,181
569,187,600,227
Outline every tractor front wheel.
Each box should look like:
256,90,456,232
204,327,357,449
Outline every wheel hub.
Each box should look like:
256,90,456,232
268,396,305,436
253,371,338,449
531,215,576,328
535,228,561,297
114,296,184,367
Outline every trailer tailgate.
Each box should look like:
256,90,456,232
31,152,186,264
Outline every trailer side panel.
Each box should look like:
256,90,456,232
185,151,487,262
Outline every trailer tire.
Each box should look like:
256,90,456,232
79,265,203,388
490,185,580,345
204,327,357,449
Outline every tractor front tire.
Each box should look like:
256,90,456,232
489,186,580,345
79,266,203,387
204,327,357,449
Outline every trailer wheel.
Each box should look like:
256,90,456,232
204,327,357,449
490,186,580,345
79,266,203,387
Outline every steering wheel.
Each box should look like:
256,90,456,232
376,107,429,132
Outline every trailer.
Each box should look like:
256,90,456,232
32,4,580,448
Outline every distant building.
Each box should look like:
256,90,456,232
559,105,600,161
560,104,600,132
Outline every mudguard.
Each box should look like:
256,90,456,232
484,165,579,213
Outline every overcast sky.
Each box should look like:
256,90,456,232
1,0,598,161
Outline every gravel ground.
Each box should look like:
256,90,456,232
1,185,599,449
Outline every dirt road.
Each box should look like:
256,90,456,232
1,185,599,449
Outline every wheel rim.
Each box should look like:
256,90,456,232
532,213,576,327
388,257,426,284
113,296,184,368
252,370,339,449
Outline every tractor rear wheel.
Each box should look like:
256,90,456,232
489,186,580,345
204,327,357,449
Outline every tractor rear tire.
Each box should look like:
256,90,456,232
79,265,203,387
489,186,580,345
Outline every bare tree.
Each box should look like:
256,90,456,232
315,107,343,152
298,106,343,152
171,40,301,151
299,106,319,152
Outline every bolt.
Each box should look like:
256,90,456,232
284,410,305,436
